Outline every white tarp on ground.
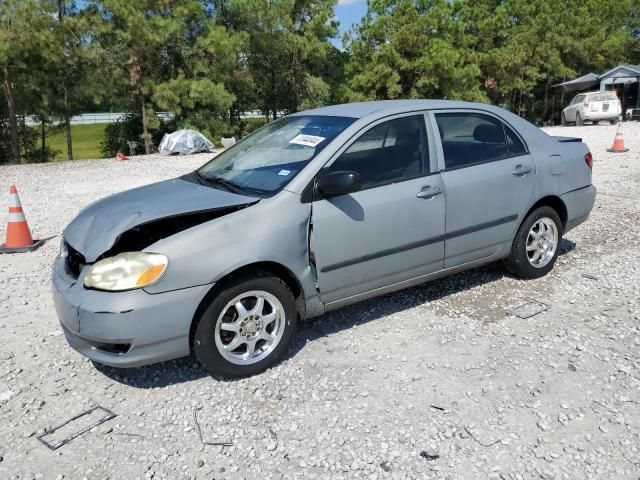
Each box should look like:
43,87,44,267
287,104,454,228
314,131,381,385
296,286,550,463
158,129,214,155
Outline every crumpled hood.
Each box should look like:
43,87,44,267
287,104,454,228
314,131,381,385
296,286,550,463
64,177,256,262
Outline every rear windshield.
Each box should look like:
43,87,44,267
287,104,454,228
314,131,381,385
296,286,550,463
197,115,355,196
588,93,618,101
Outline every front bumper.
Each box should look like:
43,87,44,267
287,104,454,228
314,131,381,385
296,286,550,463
52,255,213,367
562,184,597,233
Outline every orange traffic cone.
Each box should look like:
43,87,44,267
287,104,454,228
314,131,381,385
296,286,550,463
0,186,45,254
607,122,629,153
116,151,129,161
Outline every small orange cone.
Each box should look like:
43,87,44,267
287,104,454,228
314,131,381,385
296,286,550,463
116,151,129,161
607,121,629,153
0,186,45,254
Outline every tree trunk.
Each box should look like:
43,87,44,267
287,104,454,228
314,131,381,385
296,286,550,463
41,119,46,158
128,50,150,154
2,65,20,163
64,87,73,160
271,68,277,120
542,81,550,125
21,115,30,159
141,97,151,154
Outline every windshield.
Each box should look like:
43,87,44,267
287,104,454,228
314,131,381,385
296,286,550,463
197,115,356,196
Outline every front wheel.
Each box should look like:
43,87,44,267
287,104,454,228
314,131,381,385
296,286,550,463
193,272,298,378
504,206,563,279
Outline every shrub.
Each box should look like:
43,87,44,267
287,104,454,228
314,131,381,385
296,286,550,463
100,114,173,157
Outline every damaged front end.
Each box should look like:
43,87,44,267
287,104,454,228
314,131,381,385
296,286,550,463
63,204,252,281
51,175,260,365
62,176,258,273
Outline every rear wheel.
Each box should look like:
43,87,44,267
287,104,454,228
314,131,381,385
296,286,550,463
193,272,298,378
576,113,584,126
505,206,563,279
610,118,618,125
561,113,567,126
593,120,600,125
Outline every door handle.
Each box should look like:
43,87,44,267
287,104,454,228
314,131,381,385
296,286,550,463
512,164,532,176
416,186,443,199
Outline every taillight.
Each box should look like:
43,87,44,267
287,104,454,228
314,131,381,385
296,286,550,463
585,152,593,169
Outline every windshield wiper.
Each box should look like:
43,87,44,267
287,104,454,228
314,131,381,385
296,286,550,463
195,172,245,194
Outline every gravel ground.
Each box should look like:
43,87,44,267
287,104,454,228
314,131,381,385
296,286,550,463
0,123,639,480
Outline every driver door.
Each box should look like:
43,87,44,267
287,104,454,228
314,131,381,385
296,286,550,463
310,114,446,304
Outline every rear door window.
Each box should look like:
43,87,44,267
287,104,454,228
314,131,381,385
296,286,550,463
327,116,428,190
435,112,508,170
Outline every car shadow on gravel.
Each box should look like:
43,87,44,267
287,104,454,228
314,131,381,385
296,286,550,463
288,238,576,359
93,239,576,387
92,356,208,388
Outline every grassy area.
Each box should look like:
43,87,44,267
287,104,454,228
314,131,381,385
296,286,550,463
46,123,107,160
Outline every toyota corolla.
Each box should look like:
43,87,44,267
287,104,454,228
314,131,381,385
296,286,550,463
52,100,596,378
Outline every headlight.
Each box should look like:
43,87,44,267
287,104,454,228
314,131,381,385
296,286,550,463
84,252,169,291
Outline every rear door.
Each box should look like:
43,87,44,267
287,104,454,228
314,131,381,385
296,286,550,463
566,95,581,121
571,94,585,121
432,110,535,268
311,114,446,303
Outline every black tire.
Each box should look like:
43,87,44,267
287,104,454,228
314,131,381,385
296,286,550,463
504,206,564,279
576,113,583,126
561,113,567,126
593,120,599,125
610,119,618,125
192,271,298,378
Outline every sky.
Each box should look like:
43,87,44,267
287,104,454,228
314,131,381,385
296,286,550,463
333,0,368,49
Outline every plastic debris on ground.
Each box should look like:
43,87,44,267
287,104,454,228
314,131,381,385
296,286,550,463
158,129,214,155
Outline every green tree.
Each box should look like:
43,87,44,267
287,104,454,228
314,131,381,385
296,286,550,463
0,0,58,163
233,0,339,119
345,0,485,102
50,1,101,160
93,0,188,153
151,12,244,139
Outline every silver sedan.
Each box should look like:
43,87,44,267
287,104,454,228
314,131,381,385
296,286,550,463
53,100,596,378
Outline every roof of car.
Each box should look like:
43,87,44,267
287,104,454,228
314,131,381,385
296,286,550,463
293,99,487,119
577,91,618,96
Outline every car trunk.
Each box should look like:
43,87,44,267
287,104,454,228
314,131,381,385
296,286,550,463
586,93,620,115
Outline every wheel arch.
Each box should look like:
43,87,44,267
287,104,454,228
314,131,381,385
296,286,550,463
523,195,568,230
188,261,306,353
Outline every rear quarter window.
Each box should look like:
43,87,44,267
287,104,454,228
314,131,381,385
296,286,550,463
505,126,527,156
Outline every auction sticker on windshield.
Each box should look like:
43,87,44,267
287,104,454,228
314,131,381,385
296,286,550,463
289,134,325,147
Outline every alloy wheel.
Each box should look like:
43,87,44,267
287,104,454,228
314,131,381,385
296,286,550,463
214,290,286,365
526,217,558,268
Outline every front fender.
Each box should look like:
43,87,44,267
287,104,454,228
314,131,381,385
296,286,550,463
142,191,319,313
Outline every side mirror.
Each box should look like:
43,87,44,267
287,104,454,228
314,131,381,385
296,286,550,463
316,171,362,198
